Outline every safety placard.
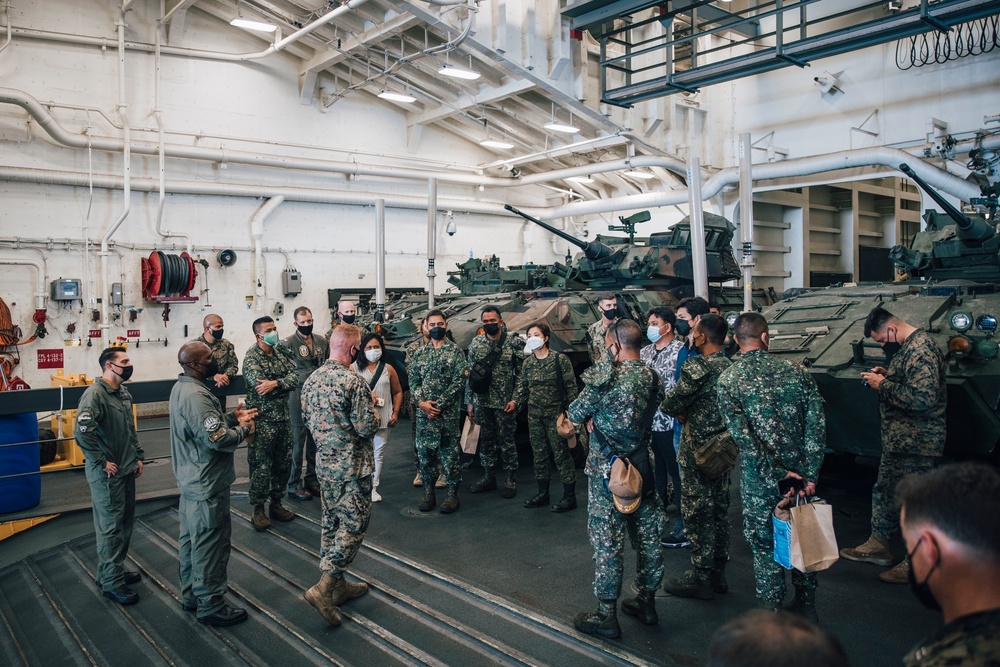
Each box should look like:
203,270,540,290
37,349,64,369
127,329,140,338
88,329,102,338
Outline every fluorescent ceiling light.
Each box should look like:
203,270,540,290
544,121,580,134
378,91,417,103
480,138,514,149
567,175,595,184
624,169,655,180
230,17,278,32
438,66,481,81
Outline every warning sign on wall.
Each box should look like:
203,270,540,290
37,349,65,369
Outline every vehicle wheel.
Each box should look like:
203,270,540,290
38,427,57,466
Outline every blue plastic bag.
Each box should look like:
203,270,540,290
773,510,793,569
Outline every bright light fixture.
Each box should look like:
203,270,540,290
438,65,481,81
480,138,514,149
624,169,655,180
230,17,278,32
544,121,580,134
378,90,417,103
567,175,595,184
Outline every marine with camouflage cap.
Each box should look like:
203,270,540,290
75,346,144,606
242,316,299,531
170,340,257,627
567,318,665,640
301,324,380,627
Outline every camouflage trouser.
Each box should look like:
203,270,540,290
405,391,420,470
527,409,575,484
587,473,664,600
178,490,231,618
287,389,318,493
248,420,293,507
416,417,462,488
318,475,372,574
85,465,136,591
872,452,939,543
742,491,816,605
476,405,518,472
678,457,731,571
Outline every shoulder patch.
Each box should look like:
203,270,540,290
208,426,228,442
77,409,94,424
204,415,221,432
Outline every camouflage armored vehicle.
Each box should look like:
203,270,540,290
757,164,1000,459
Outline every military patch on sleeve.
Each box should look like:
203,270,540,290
203,416,221,433
208,426,228,442
299,345,309,357
77,409,94,432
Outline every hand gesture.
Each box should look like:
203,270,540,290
214,373,230,388
388,412,399,428
256,379,277,395
503,401,516,414
104,461,118,477
134,460,144,478
420,400,442,419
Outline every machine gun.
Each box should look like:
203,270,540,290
607,210,651,245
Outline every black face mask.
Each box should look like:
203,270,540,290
211,328,224,341
298,324,313,337
602,307,618,320
907,538,941,611
349,346,360,364
110,363,133,382
204,359,221,377
881,328,902,362
675,320,692,337
340,314,356,325
483,323,500,336
429,326,447,341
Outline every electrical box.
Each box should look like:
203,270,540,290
50,278,82,301
111,282,123,306
282,269,301,297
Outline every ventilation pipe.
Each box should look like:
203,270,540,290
0,3,11,57
738,133,755,312
375,199,386,322
687,157,709,300
427,179,438,308
0,257,46,310
249,197,285,311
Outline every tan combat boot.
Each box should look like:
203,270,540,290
329,573,369,606
251,505,271,532
269,499,295,522
840,534,892,566
304,573,342,626
878,559,910,584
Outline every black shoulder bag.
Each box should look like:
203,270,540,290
468,331,506,394
366,360,387,391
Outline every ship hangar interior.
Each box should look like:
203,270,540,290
0,0,999,665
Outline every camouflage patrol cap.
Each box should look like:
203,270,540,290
608,457,642,514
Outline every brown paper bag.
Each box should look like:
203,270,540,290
789,499,839,573
460,417,481,455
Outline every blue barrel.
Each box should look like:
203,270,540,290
0,412,41,513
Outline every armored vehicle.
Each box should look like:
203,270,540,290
757,164,1000,459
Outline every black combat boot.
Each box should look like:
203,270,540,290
440,485,461,514
621,590,658,626
470,468,497,494
711,558,729,594
551,482,577,513
787,585,819,624
500,471,517,499
662,568,714,600
418,486,436,512
523,480,550,508
573,599,621,639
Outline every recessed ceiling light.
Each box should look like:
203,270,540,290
230,17,278,32
624,169,655,180
438,66,481,81
567,175,595,184
378,90,417,103
544,121,580,134
480,139,514,149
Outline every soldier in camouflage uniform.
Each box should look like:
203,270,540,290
280,306,329,502
896,463,1000,667
325,300,370,342
404,319,437,488
466,306,524,499
659,315,733,600
301,324,380,627
509,322,579,512
75,347,144,605
409,310,468,514
717,313,826,621
586,294,619,365
844,305,947,584
242,316,299,531
567,319,665,639
191,314,239,412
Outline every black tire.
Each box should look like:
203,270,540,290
38,427,57,466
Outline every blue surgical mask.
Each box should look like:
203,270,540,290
647,325,663,343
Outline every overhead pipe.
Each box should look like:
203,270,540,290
249,197,285,312
0,2,11,57
687,157,709,300
375,199,386,321
738,133,755,312
0,256,46,310
427,179,438,308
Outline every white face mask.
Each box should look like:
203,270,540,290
647,325,664,343
365,348,382,363
524,336,546,353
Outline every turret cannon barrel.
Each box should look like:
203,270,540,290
504,204,615,261
899,163,994,243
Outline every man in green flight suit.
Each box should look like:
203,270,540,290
301,324,380,626
466,306,524,499
409,309,468,514
243,316,299,531
75,346,144,606
717,312,826,622
567,319,665,639
191,313,239,412
170,341,257,626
